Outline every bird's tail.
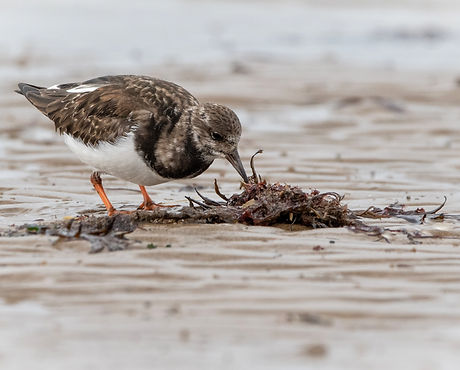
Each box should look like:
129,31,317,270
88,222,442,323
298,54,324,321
15,82,61,112
15,82,45,96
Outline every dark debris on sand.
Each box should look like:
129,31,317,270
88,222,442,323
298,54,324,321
6,151,449,252
186,150,351,228
189,181,350,228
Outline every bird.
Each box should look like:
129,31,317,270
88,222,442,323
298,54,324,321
16,75,249,216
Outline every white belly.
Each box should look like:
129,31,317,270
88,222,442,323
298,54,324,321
63,133,169,186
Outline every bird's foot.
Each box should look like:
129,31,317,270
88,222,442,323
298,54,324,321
137,201,178,211
107,207,134,217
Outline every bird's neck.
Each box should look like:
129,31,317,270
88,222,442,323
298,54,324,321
136,110,213,179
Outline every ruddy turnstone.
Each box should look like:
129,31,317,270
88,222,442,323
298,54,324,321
16,75,248,215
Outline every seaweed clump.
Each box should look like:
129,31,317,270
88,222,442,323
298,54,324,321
229,183,348,227
188,150,352,228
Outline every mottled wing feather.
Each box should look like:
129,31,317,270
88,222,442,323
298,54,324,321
18,75,199,146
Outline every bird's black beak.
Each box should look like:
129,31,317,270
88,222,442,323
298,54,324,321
225,149,249,183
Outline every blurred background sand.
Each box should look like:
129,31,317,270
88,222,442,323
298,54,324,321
2,1,460,369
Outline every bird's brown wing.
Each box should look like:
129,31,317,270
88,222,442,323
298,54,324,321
17,75,199,146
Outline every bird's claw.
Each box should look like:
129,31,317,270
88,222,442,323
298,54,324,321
137,202,178,211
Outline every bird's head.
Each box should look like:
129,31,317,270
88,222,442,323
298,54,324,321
190,103,248,183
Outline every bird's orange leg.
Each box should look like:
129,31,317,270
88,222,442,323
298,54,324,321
90,172,130,216
137,185,177,210
138,185,156,210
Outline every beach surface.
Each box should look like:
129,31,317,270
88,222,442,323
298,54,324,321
2,1,460,369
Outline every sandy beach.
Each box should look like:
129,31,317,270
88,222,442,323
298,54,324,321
2,1,460,369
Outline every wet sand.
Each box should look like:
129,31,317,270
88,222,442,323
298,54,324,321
2,59,460,369
4,2,460,367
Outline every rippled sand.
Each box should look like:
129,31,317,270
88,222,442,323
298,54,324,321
2,59,460,369
4,1,460,366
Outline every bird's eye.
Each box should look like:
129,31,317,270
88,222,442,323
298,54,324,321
211,132,224,141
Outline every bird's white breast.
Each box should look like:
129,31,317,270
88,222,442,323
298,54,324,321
63,133,169,186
